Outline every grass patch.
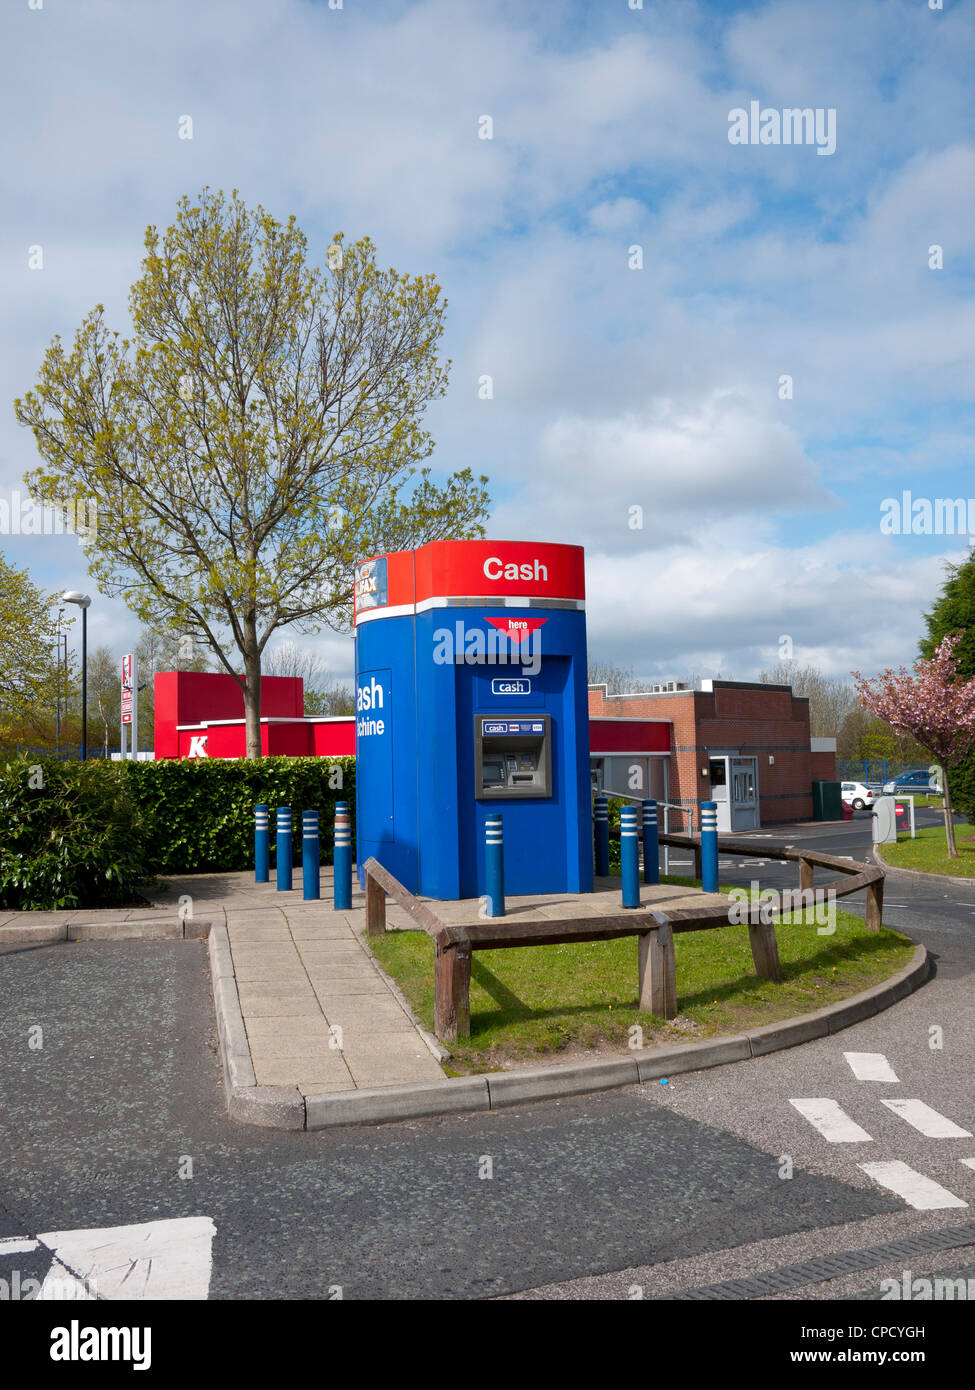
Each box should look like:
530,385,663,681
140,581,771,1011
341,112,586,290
881,822,975,878
367,877,915,1072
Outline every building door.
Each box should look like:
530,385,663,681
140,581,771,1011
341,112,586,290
709,756,731,831
709,754,760,831
730,756,760,830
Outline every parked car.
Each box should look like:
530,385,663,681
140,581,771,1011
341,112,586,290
882,768,941,795
841,781,876,810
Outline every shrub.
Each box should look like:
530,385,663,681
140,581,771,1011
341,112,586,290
0,756,149,910
0,754,356,909
118,756,355,873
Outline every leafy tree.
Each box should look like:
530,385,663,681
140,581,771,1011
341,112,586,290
0,550,71,750
919,549,975,818
836,705,929,763
853,634,975,857
920,550,975,674
16,187,489,758
88,643,121,757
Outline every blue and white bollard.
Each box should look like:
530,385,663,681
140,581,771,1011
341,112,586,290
302,809,320,901
485,815,505,918
254,803,269,884
594,795,610,878
641,798,659,885
621,805,640,908
701,799,718,894
333,801,352,910
276,806,292,891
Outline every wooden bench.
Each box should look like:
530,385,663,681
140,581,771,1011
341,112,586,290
361,839,885,1041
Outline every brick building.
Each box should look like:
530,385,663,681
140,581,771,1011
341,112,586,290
588,679,837,830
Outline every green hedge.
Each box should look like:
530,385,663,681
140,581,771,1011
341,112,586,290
0,756,149,910
0,755,355,909
120,756,355,873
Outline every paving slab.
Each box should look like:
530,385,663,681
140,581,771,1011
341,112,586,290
311,979,392,1002
152,867,739,1108
337,1029,438,1056
321,996,414,1026
342,1055,446,1086
236,994,324,1018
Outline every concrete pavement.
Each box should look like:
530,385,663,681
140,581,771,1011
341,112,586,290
151,868,446,1095
148,867,731,1102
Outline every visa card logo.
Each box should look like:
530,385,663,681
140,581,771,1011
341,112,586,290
491,678,531,695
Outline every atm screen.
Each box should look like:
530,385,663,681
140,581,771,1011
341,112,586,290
475,714,552,800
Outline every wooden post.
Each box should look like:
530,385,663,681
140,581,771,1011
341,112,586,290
747,913,784,982
799,857,814,894
638,922,677,1019
865,874,884,932
365,870,386,937
434,938,471,1040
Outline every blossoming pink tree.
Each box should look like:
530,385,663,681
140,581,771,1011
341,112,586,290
852,633,975,858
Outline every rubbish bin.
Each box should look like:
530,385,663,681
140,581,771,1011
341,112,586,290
812,780,843,821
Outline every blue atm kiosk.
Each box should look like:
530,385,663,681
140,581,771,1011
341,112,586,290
354,539,593,898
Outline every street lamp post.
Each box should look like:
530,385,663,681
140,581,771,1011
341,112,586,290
54,606,65,754
62,591,91,760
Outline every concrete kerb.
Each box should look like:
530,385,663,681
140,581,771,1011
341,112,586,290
349,923,450,1064
0,917,210,953
0,912,931,1132
303,944,930,1129
873,844,975,888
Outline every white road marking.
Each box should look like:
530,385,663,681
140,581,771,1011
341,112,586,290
789,1098,873,1142
859,1161,968,1210
879,1099,972,1139
844,1052,899,1083
0,1238,39,1255
36,1216,217,1300
960,1158,975,1172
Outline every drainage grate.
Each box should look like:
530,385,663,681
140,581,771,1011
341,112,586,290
657,1221,975,1300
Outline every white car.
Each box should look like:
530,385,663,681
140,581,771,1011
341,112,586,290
841,781,875,810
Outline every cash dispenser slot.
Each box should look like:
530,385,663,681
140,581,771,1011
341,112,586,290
474,714,552,800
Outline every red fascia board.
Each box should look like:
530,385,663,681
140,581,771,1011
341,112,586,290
589,718,672,754
414,539,585,605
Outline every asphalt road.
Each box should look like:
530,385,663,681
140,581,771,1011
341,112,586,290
1,811,973,1305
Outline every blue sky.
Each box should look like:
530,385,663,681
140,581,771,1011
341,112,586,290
2,0,974,689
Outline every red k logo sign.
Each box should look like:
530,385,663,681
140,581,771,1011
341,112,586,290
485,617,547,641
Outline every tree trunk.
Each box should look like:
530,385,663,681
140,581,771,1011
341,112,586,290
943,769,958,858
242,617,263,760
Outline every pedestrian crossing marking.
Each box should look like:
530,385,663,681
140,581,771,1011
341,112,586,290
879,1099,972,1139
0,1238,39,1255
858,1161,968,1211
843,1052,899,1083
27,1216,217,1300
789,1098,873,1142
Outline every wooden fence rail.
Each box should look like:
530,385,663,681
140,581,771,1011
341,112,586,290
361,837,885,1042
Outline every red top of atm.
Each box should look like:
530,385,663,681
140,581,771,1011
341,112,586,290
354,540,585,622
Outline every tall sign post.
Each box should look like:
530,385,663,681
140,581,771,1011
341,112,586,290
121,653,138,760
